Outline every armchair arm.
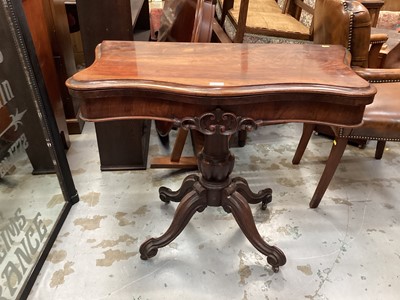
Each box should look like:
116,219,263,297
368,33,389,68
370,33,388,42
353,66,400,82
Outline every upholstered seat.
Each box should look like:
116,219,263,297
341,81,400,143
228,0,310,39
219,0,314,42
292,0,400,208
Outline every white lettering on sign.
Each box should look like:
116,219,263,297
0,80,15,109
0,209,47,298
0,133,29,178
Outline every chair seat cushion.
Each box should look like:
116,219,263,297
350,82,400,140
229,0,310,39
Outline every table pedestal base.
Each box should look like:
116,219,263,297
139,174,286,271
139,109,286,271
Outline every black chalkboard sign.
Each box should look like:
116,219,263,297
0,1,78,298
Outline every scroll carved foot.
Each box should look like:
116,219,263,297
159,174,199,203
140,183,207,260
231,177,272,210
222,190,286,271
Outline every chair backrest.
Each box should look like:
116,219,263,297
158,0,215,43
283,0,315,21
313,0,372,67
191,0,215,42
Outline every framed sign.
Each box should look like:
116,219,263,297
0,0,78,298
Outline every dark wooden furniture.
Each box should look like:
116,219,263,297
292,0,400,208
76,0,151,170
76,0,150,65
67,41,375,271
43,0,84,134
21,0,71,173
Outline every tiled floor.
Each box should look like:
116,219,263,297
28,122,400,299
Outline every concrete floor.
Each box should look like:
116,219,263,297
0,141,67,300
28,122,400,300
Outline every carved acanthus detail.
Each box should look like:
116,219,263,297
179,108,261,135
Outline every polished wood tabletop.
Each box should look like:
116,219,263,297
67,41,376,127
66,41,376,272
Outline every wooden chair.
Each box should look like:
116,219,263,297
219,0,384,43
157,0,215,43
220,0,314,43
152,0,230,168
292,0,400,208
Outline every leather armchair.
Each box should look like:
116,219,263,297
292,0,400,208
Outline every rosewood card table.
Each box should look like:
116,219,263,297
67,41,376,271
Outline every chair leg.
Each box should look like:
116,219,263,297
238,129,247,147
170,128,189,162
150,128,198,169
234,0,249,43
292,123,316,165
375,140,386,160
220,0,234,26
309,137,348,208
155,120,174,145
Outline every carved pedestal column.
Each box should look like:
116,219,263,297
139,109,286,271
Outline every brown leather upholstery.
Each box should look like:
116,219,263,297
314,0,371,67
292,0,400,208
315,0,386,69
344,82,400,140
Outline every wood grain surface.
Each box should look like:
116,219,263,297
67,41,376,126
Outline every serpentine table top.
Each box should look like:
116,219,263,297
67,41,375,126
